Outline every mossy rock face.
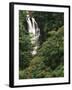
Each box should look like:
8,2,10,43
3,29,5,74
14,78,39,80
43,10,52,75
30,56,44,65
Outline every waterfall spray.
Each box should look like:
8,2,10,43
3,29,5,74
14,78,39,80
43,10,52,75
26,11,40,55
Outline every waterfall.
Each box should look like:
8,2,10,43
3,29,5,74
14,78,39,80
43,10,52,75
26,14,40,55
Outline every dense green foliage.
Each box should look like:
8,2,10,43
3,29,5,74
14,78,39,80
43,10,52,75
19,11,33,70
19,10,64,79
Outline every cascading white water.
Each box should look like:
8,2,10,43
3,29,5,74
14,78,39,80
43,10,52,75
26,14,40,55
